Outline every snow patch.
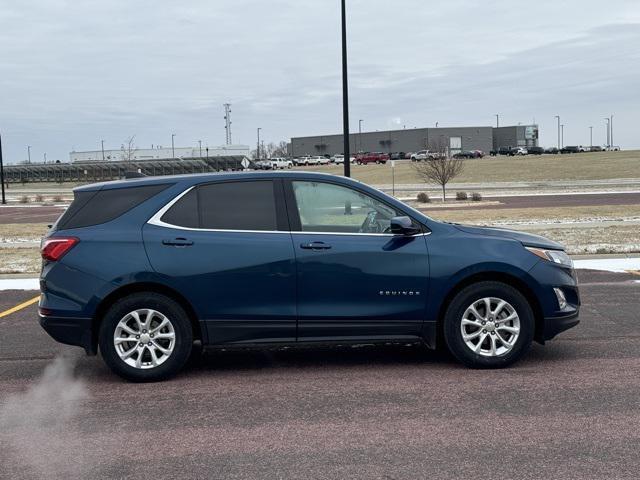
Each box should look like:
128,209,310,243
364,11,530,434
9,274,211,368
574,258,640,273
0,278,39,290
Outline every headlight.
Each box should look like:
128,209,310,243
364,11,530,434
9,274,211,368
525,247,573,268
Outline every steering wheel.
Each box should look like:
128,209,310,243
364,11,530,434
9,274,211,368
359,210,390,233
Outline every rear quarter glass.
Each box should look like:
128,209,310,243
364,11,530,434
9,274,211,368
56,184,172,230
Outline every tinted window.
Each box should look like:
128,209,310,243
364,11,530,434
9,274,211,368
198,181,277,231
292,181,401,233
57,184,170,229
160,188,198,228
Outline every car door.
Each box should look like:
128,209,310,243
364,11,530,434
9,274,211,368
285,179,430,340
143,179,296,344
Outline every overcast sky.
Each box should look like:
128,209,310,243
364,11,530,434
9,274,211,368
1,0,639,163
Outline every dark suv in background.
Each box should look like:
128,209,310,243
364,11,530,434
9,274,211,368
39,172,580,381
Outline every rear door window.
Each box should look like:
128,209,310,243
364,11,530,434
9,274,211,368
159,181,279,231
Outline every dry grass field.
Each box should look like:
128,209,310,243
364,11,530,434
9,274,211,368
308,150,640,185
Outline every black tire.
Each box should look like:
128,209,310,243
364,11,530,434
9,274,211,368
99,292,193,382
443,281,534,369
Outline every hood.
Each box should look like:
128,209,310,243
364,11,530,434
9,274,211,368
453,224,564,250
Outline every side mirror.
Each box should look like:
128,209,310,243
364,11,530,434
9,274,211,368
390,216,421,236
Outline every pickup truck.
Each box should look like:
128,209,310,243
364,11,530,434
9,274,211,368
355,152,389,165
269,158,293,169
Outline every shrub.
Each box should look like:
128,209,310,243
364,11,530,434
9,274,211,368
35,194,44,202
19,195,30,204
416,192,430,203
471,192,482,201
52,194,63,203
456,191,468,200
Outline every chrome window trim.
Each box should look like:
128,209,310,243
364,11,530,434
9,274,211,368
147,185,431,237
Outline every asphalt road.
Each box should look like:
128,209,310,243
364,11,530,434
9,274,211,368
0,269,639,479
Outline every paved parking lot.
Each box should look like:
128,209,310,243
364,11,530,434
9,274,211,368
1,269,639,479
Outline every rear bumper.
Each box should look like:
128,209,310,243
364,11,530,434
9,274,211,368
542,310,580,341
39,314,95,355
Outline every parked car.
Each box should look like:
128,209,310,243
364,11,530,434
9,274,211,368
560,146,580,154
527,146,544,155
389,152,407,160
497,146,512,155
472,150,485,158
544,147,559,154
295,155,329,166
453,151,476,159
39,172,580,381
589,146,603,152
254,160,272,170
331,154,355,164
509,147,528,156
410,150,434,161
355,152,389,165
269,158,293,169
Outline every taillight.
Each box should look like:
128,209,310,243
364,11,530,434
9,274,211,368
41,237,79,262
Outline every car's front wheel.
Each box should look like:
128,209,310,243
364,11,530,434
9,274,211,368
99,292,193,382
443,281,534,368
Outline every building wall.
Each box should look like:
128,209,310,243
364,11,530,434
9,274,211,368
70,145,250,163
290,127,494,157
492,125,539,149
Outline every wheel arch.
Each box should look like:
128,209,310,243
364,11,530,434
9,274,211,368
91,282,204,354
435,270,545,347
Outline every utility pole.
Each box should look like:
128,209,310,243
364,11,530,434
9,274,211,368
198,140,202,158
0,131,6,204
44,152,47,163
589,126,593,150
604,118,610,149
340,0,351,178
171,134,176,158
554,115,560,149
224,103,232,145
358,119,363,154
257,127,262,160
27,145,31,164
560,124,564,148
495,114,499,128
101,140,105,160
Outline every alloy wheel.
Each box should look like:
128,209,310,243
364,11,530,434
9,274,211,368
460,297,520,357
113,309,176,369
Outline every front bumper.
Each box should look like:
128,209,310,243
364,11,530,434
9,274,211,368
542,310,580,341
39,314,95,355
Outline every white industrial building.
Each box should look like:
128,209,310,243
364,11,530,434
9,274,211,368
70,144,250,163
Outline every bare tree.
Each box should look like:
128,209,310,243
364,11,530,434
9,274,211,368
121,135,137,166
413,148,465,202
271,141,289,158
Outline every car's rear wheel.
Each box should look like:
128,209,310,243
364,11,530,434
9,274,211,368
443,281,534,368
99,292,193,382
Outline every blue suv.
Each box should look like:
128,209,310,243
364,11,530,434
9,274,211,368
39,172,579,381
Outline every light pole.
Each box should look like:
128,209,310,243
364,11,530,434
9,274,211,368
257,127,262,160
27,145,31,164
198,140,202,158
604,118,610,149
495,114,499,128
0,131,6,204
358,119,363,154
554,115,560,149
101,140,105,161
43,152,47,163
560,124,564,148
340,0,350,178
610,114,614,149
171,134,176,158
589,126,593,150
